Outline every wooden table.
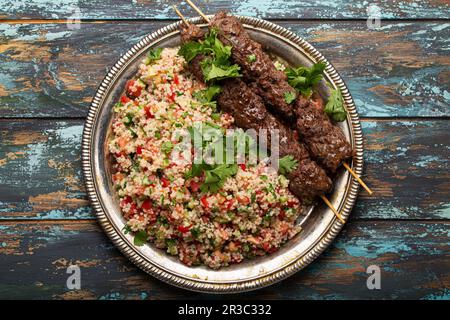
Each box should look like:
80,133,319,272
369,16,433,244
0,1,449,300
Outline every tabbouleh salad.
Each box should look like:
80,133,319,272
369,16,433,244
108,47,304,269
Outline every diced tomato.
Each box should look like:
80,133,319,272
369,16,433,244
121,196,132,206
136,146,143,155
126,80,142,98
177,225,191,233
173,74,179,85
141,199,152,211
200,196,209,208
160,177,170,188
237,195,250,205
225,199,234,211
287,201,297,208
262,242,271,252
278,210,286,220
121,95,131,104
239,164,246,171
167,91,176,102
144,105,154,118
190,181,200,193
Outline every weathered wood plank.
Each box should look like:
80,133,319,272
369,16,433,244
0,119,448,220
0,21,449,118
0,220,448,299
1,0,449,20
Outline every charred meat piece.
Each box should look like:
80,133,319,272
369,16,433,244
211,11,353,173
294,96,354,172
211,11,296,120
217,79,332,199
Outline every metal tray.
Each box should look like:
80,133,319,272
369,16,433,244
82,15,363,293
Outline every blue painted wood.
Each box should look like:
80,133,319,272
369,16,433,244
0,120,448,220
0,22,449,118
0,220,448,299
1,0,449,20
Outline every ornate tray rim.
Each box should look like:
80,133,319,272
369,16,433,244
81,15,363,294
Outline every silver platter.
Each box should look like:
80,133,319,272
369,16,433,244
82,15,363,293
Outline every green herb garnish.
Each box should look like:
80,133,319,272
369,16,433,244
324,86,347,122
285,62,326,97
161,141,173,154
133,230,147,246
247,54,256,63
283,91,297,104
279,155,298,176
146,47,162,64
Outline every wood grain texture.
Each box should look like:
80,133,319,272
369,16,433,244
0,220,448,299
0,21,449,118
1,0,449,20
0,119,448,220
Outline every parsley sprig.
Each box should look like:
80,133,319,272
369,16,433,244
285,62,326,98
324,85,347,122
179,29,241,82
278,155,298,176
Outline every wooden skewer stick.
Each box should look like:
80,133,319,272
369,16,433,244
186,0,210,23
343,162,373,195
320,195,345,224
176,1,344,224
172,5,190,25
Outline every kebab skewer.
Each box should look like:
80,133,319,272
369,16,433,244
185,4,372,195
174,6,345,222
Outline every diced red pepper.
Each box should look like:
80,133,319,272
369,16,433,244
200,196,209,208
144,105,154,118
262,242,271,252
239,164,246,171
190,181,200,193
121,95,131,104
173,74,179,85
136,146,143,155
121,196,132,206
278,210,286,220
177,225,191,233
141,199,152,211
160,177,170,188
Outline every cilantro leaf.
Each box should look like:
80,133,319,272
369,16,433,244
178,41,204,62
146,47,162,64
283,91,297,104
279,155,298,176
133,230,147,246
286,62,326,97
324,86,347,122
178,29,241,82
201,164,238,193
193,85,222,109
201,60,241,82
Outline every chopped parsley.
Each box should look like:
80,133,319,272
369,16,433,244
161,141,173,154
278,155,298,176
247,54,256,63
285,62,326,97
324,85,347,122
193,85,222,109
145,47,162,65
283,91,297,104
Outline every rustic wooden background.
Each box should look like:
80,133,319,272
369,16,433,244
0,0,449,300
